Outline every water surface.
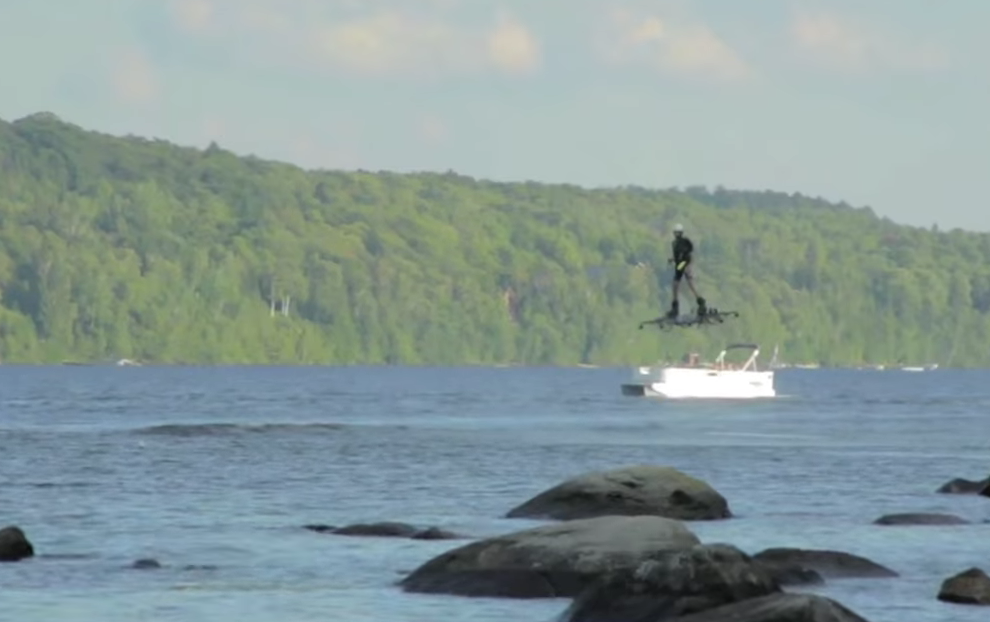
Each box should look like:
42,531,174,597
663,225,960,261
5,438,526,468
2,365,989,621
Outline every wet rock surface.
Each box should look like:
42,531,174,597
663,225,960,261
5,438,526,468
751,548,897,586
665,592,874,622
872,512,969,525
399,515,701,598
938,567,990,605
558,543,779,622
506,465,732,522
935,475,990,496
0,525,34,562
303,521,461,540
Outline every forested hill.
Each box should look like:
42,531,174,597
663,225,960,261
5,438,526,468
0,111,987,366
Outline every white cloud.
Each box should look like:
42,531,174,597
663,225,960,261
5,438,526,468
790,9,949,73
167,1,542,79
487,13,542,76
168,0,213,32
111,49,159,105
599,9,750,82
308,9,480,77
417,114,449,145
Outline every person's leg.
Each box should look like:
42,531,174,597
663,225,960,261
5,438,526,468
668,269,683,317
683,266,707,315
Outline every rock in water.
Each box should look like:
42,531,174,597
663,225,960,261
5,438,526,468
668,593,873,622
938,567,990,605
131,558,162,569
751,548,898,585
559,543,779,622
303,521,462,540
506,465,731,521
399,515,701,598
873,513,969,525
0,526,34,562
935,476,990,495
333,522,420,537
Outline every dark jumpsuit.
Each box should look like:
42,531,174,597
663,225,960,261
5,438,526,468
672,236,693,281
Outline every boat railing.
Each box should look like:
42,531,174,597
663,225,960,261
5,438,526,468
713,344,761,372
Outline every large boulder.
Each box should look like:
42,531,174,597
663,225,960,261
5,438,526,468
559,543,778,622
751,548,897,586
0,526,34,562
938,567,990,605
399,515,701,598
506,466,731,522
668,593,873,622
872,512,969,525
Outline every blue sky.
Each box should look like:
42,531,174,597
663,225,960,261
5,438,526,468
2,0,988,231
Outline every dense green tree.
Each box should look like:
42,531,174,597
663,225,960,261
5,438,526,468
0,111,985,366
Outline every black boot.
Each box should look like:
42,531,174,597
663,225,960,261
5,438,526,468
666,300,679,319
696,297,707,317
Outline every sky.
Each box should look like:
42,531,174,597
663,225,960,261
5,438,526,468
2,0,989,231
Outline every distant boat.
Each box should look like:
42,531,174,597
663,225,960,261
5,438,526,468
621,343,776,399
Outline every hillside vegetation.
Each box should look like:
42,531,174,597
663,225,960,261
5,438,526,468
0,111,986,366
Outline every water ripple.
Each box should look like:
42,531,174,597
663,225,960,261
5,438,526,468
1,366,989,622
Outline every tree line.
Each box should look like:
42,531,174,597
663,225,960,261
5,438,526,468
0,111,985,367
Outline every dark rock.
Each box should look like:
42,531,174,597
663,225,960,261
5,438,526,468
752,548,897,586
668,592,873,622
559,543,778,622
402,568,582,598
304,521,462,539
765,565,825,587
938,567,990,605
935,476,990,495
0,525,34,562
411,526,460,540
132,558,161,569
399,515,701,598
333,522,420,537
873,512,969,525
506,465,731,522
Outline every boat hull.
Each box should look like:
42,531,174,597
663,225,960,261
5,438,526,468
626,366,776,399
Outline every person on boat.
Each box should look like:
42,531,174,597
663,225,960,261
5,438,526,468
666,223,707,319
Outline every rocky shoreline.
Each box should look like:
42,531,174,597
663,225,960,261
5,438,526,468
4,465,989,619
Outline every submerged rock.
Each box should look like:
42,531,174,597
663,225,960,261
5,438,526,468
872,513,969,526
751,548,897,586
0,525,34,562
935,476,990,496
506,465,731,522
399,515,700,598
938,567,990,605
668,593,873,622
131,558,162,569
334,522,421,537
559,543,778,622
411,526,461,540
303,522,461,540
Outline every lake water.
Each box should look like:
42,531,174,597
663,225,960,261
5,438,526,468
2,365,989,622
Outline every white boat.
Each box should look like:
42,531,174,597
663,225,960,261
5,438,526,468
621,343,776,399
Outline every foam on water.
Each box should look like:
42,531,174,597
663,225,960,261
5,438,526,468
1,365,989,622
